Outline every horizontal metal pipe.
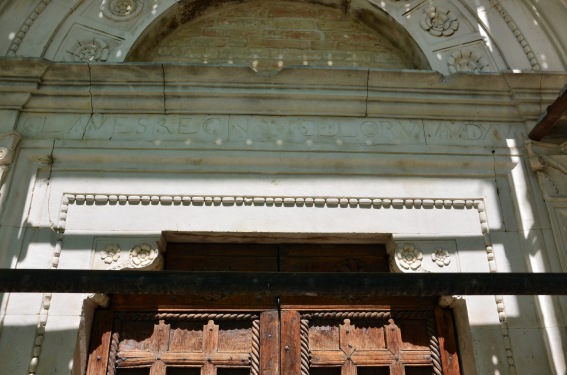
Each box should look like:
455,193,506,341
0,270,566,295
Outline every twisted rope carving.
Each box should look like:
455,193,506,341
300,311,391,320
300,318,310,375
117,312,259,321
250,319,260,375
106,332,120,375
427,318,443,375
391,310,434,320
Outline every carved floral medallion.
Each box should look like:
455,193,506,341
130,242,158,267
431,248,451,267
70,38,110,62
395,244,423,270
102,0,143,21
447,50,490,73
420,6,459,36
100,244,121,264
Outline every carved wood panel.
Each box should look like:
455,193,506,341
88,312,262,375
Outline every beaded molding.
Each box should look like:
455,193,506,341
6,0,51,56
489,0,541,71
30,193,512,374
56,193,487,231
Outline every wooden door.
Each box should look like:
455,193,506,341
87,243,460,375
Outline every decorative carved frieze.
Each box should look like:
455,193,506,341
388,241,457,273
95,240,163,270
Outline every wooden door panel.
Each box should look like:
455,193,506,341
280,310,302,375
149,361,166,375
309,323,340,350
398,320,431,351
279,244,389,273
168,321,204,352
339,319,387,351
107,312,261,374
217,321,252,352
86,310,113,375
260,311,280,375
166,243,279,272
436,307,460,375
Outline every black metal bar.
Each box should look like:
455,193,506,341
0,270,566,295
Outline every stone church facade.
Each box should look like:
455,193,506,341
0,0,566,374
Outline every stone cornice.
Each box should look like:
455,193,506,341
1,60,566,122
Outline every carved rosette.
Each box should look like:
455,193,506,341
447,50,490,73
431,248,451,267
102,0,143,21
420,6,459,36
129,242,159,268
100,244,121,264
69,38,110,62
395,244,423,271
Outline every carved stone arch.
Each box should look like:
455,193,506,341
125,0,431,71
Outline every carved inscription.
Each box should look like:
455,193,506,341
18,114,230,142
424,121,526,145
17,115,525,146
229,116,423,144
